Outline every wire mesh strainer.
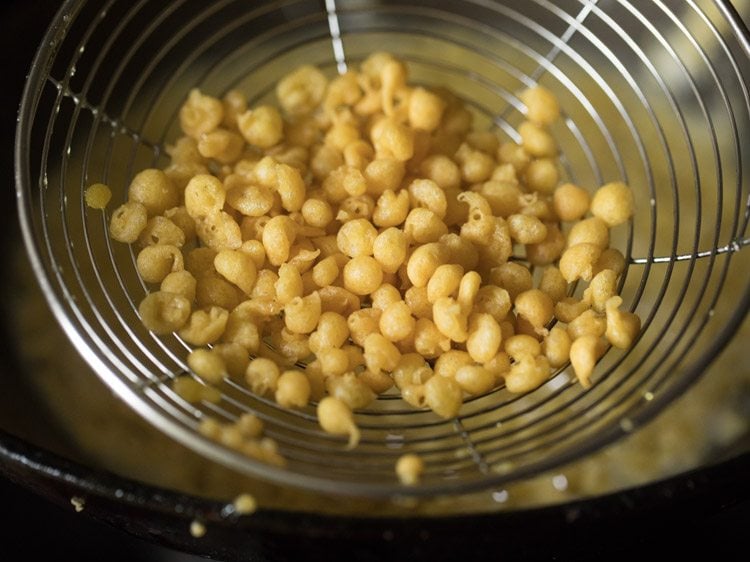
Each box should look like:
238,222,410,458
15,0,750,498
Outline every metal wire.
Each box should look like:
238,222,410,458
15,0,750,498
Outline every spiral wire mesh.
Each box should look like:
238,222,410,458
15,0,750,497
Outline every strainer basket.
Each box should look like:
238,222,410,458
15,0,750,498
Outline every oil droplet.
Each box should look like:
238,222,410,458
491,489,509,503
552,474,568,491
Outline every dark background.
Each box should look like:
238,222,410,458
0,1,748,561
